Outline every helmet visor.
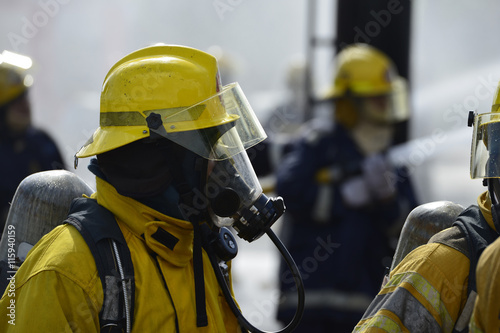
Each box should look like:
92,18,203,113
390,77,410,123
147,82,267,160
471,112,500,179
359,77,409,124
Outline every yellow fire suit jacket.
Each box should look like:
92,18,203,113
0,177,241,332
354,191,495,333
469,235,500,332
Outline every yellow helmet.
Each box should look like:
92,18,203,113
470,81,500,179
324,44,409,127
325,44,398,99
76,44,266,160
0,64,28,107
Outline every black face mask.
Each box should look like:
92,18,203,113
97,139,173,198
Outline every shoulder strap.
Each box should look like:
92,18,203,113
428,225,469,258
452,205,498,293
64,197,135,333
431,205,497,333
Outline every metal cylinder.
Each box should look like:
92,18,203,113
0,170,94,262
390,200,464,272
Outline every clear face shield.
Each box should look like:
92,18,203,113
145,82,266,160
470,112,500,179
146,82,284,241
356,77,409,125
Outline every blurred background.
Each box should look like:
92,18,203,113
1,0,500,329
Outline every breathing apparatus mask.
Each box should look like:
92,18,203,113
146,82,304,332
202,149,285,242
146,83,284,238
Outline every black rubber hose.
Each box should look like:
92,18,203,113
207,227,305,333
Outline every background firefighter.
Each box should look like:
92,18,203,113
0,63,64,232
275,44,418,331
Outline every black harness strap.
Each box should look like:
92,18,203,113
452,205,498,294
165,146,210,328
64,197,135,333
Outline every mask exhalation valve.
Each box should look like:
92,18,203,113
233,194,285,242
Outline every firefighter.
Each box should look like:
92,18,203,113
354,83,500,332
276,43,418,331
468,89,500,333
469,236,500,332
0,63,64,230
0,44,284,332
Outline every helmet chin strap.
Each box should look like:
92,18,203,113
487,178,500,233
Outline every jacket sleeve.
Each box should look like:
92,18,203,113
469,237,500,333
0,225,102,332
354,243,469,333
276,138,321,215
0,270,100,332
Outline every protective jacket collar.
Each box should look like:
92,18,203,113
478,190,497,233
92,176,194,267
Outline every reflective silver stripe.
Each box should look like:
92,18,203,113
403,272,454,332
364,288,442,332
468,313,485,333
353,314,402,333
361,271,456,332
454,291,477,331
280,289,372,312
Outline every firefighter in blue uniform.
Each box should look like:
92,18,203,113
0,63,64,231
275,44,418,332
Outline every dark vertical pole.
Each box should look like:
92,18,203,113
304,0,317,122
335,0,412,144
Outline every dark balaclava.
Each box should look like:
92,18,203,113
96,138,206,219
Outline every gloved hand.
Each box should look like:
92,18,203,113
339,176,371,208
361,153,396,200
339,154,395,207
